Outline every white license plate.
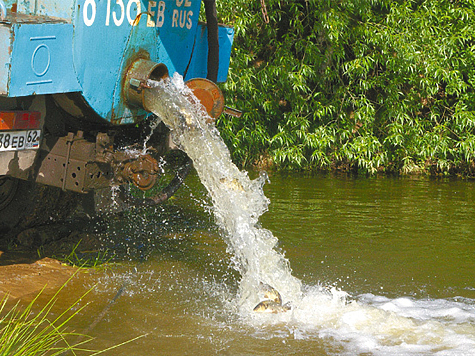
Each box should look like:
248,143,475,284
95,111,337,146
0,130,41,151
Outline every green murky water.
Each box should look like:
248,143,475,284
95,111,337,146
33,172,475,355
260,173,475,300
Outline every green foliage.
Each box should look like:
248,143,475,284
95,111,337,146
216,0,475,175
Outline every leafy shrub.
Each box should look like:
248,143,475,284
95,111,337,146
216,0,475,175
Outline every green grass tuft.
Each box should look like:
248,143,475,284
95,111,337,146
0,271,143,355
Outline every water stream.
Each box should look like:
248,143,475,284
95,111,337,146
144,75,302,310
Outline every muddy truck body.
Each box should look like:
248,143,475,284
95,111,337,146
0,0,233,235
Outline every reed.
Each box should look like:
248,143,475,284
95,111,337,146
0,283,92,355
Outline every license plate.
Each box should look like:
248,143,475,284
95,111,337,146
0,130,41,151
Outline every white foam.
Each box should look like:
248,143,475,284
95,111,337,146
244,286,475,355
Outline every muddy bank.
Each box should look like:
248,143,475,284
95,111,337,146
0,253,78,300
0,218,104,300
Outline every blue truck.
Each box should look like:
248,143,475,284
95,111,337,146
0,0,234,235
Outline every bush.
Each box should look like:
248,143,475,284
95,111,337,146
216,0,475,175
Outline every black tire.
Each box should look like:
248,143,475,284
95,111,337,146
0,177,32,234
0,176,80,238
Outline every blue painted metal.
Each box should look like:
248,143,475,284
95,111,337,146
185,23,234,83
72,0,206,124
3,22,82,96
16,0,74,19
0,1,6,20
0,25,10,93
0,0,234,125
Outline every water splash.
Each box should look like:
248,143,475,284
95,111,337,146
144,74,301,310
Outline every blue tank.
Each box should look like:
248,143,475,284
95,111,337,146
0,0,233,123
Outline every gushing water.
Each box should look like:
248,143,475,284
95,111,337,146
144,75,301,310
141,74,475,354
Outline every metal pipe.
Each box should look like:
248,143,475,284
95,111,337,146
118,157,193,207
124,59,168,109
0,0,7,21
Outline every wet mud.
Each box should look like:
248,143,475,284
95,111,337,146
0,217,103,300
0,253,77,300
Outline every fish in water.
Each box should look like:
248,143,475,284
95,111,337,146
219,177,245,192
259,282,282,304
253,300,292,314
253,283,291,313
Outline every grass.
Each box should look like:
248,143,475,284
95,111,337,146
54,240,114,270
0,287,89,355
0,271,143,355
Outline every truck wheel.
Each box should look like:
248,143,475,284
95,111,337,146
0,176,79,238
0,177,28,234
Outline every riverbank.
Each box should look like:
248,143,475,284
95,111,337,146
0,221,103,300
0,252,77,300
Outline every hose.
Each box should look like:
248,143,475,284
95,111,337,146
203,0,219,82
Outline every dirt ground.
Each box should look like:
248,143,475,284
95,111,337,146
0,252,77,300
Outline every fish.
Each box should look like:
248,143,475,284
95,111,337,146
253,283,291,313
253,300,292,314
219,177,245,192
259,282,282,304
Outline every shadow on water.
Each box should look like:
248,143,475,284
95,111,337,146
96,173,233,271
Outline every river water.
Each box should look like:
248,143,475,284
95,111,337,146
33,76,475,355
45,172,475,355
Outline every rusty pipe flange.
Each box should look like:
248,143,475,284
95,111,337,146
185,78,224,121
118,156,193,207
122,155,160,191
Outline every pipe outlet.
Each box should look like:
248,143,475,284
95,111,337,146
124,59,169,109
